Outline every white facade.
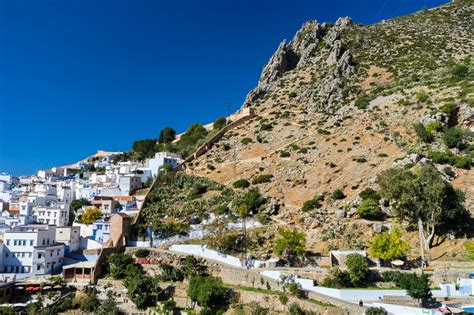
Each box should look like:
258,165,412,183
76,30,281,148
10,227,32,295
55,226,80,252
2,225,64,275
118,175,142,196
148,152,183,177
33,203,70,226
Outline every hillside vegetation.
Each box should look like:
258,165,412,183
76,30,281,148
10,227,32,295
138,0,473,263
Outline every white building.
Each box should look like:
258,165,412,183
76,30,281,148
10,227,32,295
1,225,65,275
55,226,80,253
118,175,142,196
33,202,70,226
147,152,183,177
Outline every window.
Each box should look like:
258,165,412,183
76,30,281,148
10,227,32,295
37,265,40,271
22,240,26,246
13,240,17,246
29,253,32,258
38,253,42,259
6,240,9,246
50,252,53,257
30,240,34,246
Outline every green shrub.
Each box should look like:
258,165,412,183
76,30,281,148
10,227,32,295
289,91,297,98
233,179,250,189
415,89,429,103
252,174,273,185
443,166,455,177
207,164,216,171
451,63,469,78
280,151,291,158
302,195,324,212
428,150,472,169
443,127,469,149
260,123,273,131
366,307,388,315
223,143,231,151
135,249,150,258
331,189,346,200
213,117,227,130
317,129,331,135
413,123,433,143
359,188,381,201
278,294,289,305
425,121,442,133
355,96,370,109
241,138,253,145
357,199,383,220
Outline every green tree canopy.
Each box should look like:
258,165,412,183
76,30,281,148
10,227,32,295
377,165,468,250
132,139,157,160
346,254,369,287
70,198,91,212
124,274,158,309
369,229,410,262
159,127,176,144
107,253,136,279
213,117,227,130
400,273,432,305
274,229,306,265
188,275,226,312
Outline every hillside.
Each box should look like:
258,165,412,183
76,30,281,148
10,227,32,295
140,0,473,262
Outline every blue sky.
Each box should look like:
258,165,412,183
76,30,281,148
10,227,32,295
0,0,448,175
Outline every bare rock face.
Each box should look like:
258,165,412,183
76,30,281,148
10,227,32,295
243,15,354,112
243,41,299,106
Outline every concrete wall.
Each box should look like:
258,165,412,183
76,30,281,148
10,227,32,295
261,270,465,302
169,244,243,267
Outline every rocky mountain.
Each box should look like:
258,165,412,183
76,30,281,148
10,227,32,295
177,0,473,259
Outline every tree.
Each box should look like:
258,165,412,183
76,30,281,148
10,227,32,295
107,253,136,279
182,255,208,278
188,275,226,312
274,229,306,265
80,208,101,224
132,139,157,160
399,273,432,306
346,254,369,287
241,188,266,213
369,229,410,262
159,127,176,144
0,307,15,315
96,291,121,315
70,198,91,212
78,287,99,312
377,165,467,254
124,274,158,309
213,117,227,130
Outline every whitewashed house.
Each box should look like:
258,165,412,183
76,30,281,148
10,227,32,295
1,225,65,275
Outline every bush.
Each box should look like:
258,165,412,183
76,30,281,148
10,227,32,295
233,179,250,189
359,188,380,201
188,275,226,312
366,306,388,315
321,268,351,288
280,151,291,158
241,138,253,145
346,254,369,287
331,189,346,200
443,127,469,149
425,121,442,133
252,174,273,185
302,195,323,212
369,229,410,262
213,117,227,130
415,89,429,103
159,263,184,281
413,123,433,143
355,96,370,109
357,199,383,220
135,249,150,258
451,63,469,78
317,128,331,135
278,294,289,305
428,150,472,169
289,91,297,98
190,182,208,197
260,123,273,131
